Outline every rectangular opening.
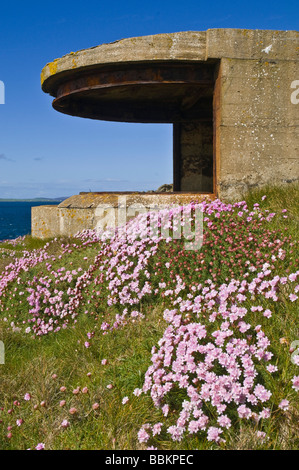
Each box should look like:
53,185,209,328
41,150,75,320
173,120,214,193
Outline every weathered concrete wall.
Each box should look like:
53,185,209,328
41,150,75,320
216,57,298,200
206,29,299,61
206,29,299,200
32,193,214,239
31,205,95,239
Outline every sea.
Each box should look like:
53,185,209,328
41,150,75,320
0,201,60,241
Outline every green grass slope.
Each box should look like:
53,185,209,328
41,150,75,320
0,183,298,450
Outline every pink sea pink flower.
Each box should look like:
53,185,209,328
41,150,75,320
61,419,70,428
138,427,150,443
292,376,299,392
278,399,289,410
35,443,45,450
237,405,252,419
152,422,163,436
256,431,267,441
254,384,271,402
217,415,231,429
207,426,223,443
263,309,272,318
259,408,271,419
289,294,298,302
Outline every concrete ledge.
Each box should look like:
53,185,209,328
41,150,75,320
32,192,215,239
41,29,299,96
41,31,207,95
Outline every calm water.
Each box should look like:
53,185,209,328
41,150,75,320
0,202,60,241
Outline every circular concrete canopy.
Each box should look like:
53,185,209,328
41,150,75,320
41,32,215,123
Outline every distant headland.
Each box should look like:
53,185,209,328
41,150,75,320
0,197,67,202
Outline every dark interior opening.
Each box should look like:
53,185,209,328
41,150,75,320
173,119,214,193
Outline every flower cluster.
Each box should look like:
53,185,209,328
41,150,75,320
137,264,299,445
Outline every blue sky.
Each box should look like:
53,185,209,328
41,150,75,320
0,0,298,198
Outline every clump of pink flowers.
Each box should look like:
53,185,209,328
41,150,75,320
0,196,298,450
137,262,299,445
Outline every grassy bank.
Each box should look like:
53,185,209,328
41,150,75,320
0,183,298,450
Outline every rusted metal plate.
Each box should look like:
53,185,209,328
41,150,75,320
52,63,215,123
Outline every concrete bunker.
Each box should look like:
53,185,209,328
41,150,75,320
32,29,299,238
48,61,218,194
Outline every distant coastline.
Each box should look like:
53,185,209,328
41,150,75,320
0,197,67,202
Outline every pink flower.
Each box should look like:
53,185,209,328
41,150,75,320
278,399,289,410
237,405,252,419
137,427,150,443
263,309,272,318
217,415,231,429
254,384,271,402
61,419,70,428
207,426,223,442
259,408,271,419
289,294,298,302
292,376,299,392
152,422,163,436
122,396,129,404
24,393,31,401
92,403,99,410
35,443,45,450
256,431,267,441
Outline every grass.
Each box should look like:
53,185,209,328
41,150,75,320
0,183,298,450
